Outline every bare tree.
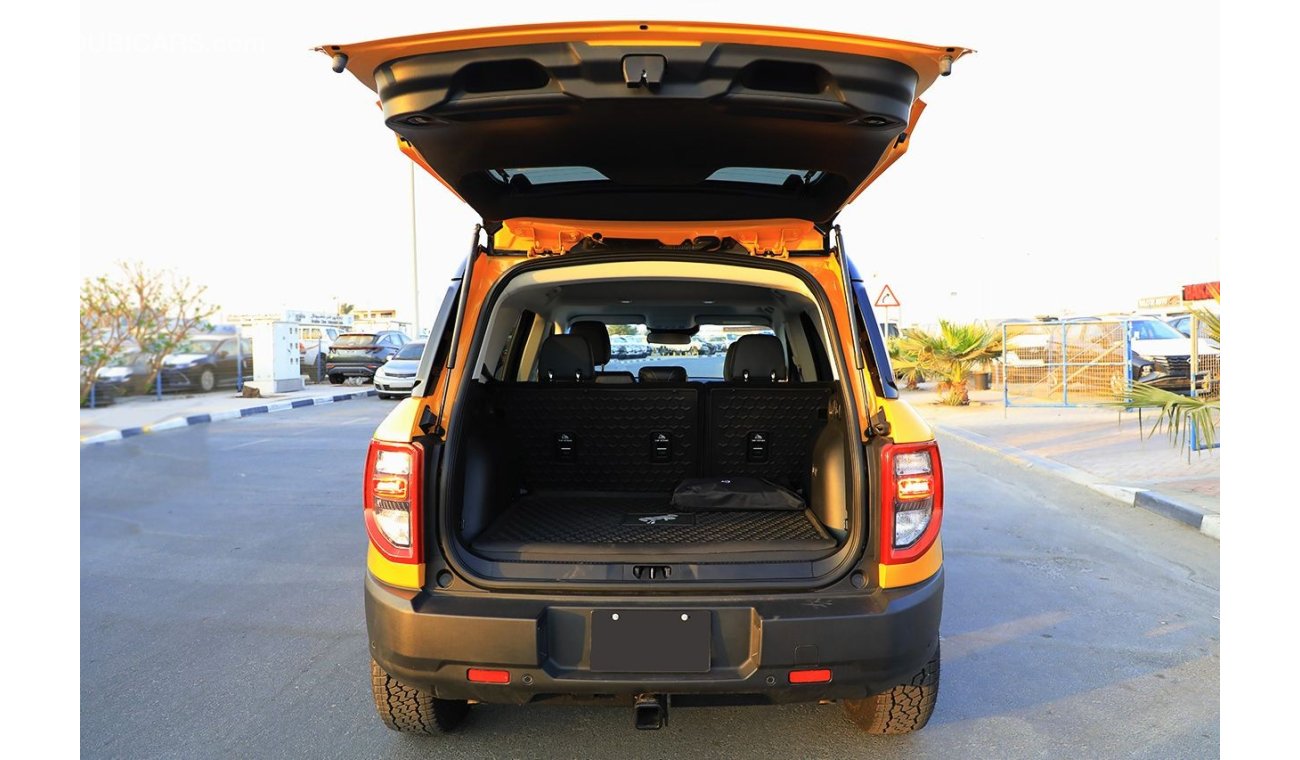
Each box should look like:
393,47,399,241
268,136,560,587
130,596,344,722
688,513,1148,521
129,263,218,390
80,262,219,403
80,274,134,404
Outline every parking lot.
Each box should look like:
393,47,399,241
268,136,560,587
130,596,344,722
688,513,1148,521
80,399,1219,759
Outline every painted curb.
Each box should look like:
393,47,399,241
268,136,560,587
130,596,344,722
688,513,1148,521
932,422,1219,541
80,389,378,445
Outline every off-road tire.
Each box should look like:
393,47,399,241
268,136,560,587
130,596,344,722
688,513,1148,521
841,640,940,735
370,659,469,735
328,374,345,385
198,368,216,393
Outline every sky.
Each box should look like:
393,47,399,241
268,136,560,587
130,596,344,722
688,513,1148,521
80,0,1219,330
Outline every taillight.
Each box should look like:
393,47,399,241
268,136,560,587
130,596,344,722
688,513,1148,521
880,441,943,564
364,441,424,563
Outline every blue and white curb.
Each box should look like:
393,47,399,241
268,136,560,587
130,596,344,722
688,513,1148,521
80,390,378,445
933,422,1220,541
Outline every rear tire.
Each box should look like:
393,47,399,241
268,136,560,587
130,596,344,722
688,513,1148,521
328,374,345,385
841,640,940,735
371,659,469,735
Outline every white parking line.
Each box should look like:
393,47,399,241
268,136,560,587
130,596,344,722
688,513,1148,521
222,438,271,451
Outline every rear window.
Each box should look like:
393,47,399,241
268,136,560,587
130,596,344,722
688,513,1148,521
334,334,376,347
394,342,425,360
493,167,609,185
706,167,825,185
487,166,825,188
602,325,776,380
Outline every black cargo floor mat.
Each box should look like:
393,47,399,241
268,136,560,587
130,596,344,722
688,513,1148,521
472,493,837,562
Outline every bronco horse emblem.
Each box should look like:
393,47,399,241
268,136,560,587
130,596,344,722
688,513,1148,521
638,514,679,525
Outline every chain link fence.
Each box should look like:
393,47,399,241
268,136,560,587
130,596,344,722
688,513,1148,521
997,321,1132,406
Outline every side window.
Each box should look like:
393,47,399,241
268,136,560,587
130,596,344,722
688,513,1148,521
850,279,899,399
495,311,539,380
241,338,252,355
216,339,234,357
413,278,463,397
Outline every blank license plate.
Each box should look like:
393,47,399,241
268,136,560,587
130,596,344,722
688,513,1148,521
590,610,710,673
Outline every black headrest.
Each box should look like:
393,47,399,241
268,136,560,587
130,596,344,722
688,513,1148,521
638,366,688,383
568,321,611,365
537,335,594,382
723,335,787,382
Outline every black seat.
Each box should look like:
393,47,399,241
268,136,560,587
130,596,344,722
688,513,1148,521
537,335,594,382
639,366,688,383
723,334,788,382
710,334,829,491
568,320,635,384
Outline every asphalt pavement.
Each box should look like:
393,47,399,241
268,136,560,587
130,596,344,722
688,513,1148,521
81,398,1219,759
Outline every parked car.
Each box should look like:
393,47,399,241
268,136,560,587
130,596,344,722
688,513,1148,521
324,331,408,384
159,335,253,393
94,351,156,395
609,334,652,360
300,325,342,378
329,21,961,737
1125,317,1220,393
374,341,424,399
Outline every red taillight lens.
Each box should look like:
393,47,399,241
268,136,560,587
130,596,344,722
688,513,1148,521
880,441,943,565
364,441,424,563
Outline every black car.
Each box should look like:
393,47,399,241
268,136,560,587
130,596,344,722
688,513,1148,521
325,331,409,384
159,335,254,393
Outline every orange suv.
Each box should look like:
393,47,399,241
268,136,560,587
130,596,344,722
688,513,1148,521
322,21,967,735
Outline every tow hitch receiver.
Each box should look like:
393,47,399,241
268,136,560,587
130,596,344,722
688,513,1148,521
634,693,667,730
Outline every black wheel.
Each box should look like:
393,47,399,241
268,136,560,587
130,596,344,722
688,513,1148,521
198,368,216,393
328,374,345,385
371,658,469,735
841,640,940,735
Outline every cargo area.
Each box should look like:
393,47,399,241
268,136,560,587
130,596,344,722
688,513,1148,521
441,259,862,574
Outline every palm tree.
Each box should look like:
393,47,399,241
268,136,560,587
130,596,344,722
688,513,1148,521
897,321,1002,405
887,336,926,390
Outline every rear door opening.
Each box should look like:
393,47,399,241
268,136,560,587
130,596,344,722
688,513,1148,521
438,254,866,584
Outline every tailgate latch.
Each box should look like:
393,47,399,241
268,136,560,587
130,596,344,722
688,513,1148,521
623,55,666,89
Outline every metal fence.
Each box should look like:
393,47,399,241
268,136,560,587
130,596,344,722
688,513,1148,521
998,321,1132,407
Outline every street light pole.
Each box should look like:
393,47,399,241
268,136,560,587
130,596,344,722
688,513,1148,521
410,161,421,336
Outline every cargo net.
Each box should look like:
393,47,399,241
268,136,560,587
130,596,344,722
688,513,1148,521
996,321,1131,406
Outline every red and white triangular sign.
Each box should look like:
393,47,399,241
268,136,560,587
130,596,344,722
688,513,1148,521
874,284,901,308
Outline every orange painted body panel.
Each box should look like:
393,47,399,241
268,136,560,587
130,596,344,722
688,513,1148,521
493,218,825,256
320,20,970,96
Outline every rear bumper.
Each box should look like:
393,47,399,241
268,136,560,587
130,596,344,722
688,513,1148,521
365,568,943,705
325,363,378,378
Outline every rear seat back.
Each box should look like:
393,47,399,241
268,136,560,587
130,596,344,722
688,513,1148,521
491,383,702,493
705,384,832,491
492,333,830,495
708,334,831,491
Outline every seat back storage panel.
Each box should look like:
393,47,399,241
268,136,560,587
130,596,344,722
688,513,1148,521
705,384,833,491
491,384,702,492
